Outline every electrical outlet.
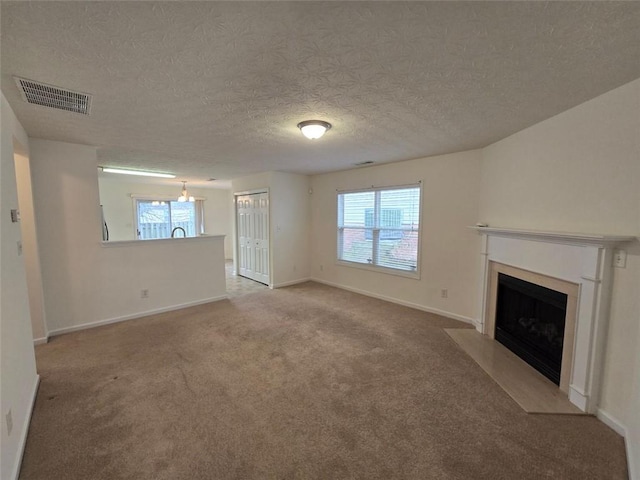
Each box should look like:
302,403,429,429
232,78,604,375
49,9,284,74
141,289,149,299
613,250,627,268
441,289,448,299
6,409,13,435
320,264,323,271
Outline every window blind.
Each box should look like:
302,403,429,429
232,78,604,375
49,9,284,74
337,185,420,274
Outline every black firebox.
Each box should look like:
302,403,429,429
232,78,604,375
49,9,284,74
495,273,568,385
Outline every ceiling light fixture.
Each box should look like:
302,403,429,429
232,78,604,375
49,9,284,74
297,120,331,140
101,167,176,179
177,181,195,203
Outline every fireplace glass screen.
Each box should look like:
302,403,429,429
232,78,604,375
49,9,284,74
495,273,568,385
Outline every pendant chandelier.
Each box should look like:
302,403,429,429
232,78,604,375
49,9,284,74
178,181,195,203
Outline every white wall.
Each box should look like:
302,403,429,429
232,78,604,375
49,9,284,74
479,79,640,235
270,172,311,287
14,152,47,342
0,94,39,480
231,171,311,287
630,322,640,479
479,78,640,477
29,139,227,335
98,177,233,258
310,150,482,322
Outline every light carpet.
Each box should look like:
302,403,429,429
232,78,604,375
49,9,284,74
20,282,627,479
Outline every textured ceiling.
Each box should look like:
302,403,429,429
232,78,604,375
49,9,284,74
2,1,639,184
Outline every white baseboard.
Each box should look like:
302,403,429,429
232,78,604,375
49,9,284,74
597,408,626,437
11,374,40,480
628,434,638,480
47,295,228,337
568,386,589,413
310,277,476,325
272,277,311,289
33,336,48,346
596,409,635,480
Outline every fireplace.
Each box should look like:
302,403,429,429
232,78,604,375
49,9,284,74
495,273,568,385
474,226,634,412
485,261,578,395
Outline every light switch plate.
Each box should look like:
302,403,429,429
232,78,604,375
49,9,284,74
613,249,627,268
10,209,20,223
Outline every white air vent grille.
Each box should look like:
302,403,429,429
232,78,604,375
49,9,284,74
14,77,91,115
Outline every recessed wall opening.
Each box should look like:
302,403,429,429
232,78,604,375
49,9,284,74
13,138,48,343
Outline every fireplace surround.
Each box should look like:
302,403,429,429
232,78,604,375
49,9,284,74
486,261,578,395
473,227,635,413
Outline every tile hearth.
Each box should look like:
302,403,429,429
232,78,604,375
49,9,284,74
446,328,583,414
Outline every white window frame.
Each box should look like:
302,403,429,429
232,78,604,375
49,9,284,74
336,182,422,279
131,194,205,240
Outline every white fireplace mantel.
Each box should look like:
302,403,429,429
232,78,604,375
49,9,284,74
469,226,637,248
472,226,637,413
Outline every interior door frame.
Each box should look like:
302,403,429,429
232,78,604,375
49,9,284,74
233,188,271,287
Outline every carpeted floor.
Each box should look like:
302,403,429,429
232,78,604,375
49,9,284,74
20,282,627,479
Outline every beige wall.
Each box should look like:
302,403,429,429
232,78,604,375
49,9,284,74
310,149,482,322
30,139,227,335
479,79,639,234
14,152,47,341
479,78,640,475
0,94,38,480
630,322,640,479
98,177,233,258
270,172,311,287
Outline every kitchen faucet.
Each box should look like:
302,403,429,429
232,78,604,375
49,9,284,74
171,227,186,238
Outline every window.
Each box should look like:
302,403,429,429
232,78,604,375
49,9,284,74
337,184,421,275
135,199,204,240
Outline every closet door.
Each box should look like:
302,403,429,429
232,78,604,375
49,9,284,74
236,192,269,285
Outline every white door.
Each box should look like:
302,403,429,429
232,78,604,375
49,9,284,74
236,192,270,285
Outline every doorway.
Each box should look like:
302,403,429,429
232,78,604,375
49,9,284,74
13,140,48,343
235,191,270,285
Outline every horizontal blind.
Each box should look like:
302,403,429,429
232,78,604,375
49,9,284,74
337,185,420,272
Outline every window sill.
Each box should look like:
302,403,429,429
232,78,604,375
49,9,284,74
336,260,420,280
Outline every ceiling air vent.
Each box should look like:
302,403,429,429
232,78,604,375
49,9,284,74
14,77,92,115
354,161,375,166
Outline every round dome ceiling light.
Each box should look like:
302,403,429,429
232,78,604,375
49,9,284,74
297,120,332,140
